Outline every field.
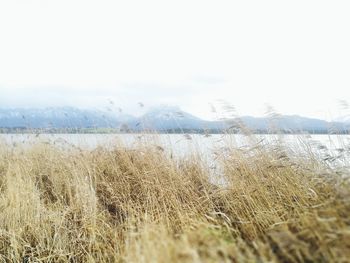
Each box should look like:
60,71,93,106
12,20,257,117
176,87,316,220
0,134,349,262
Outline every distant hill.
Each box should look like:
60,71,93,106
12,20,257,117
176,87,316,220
336,115,350,124
237,115,347,133
128,106,222,131
0,106,348,133
0,107,135,129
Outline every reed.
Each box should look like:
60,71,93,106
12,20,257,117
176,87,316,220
0,135,349,262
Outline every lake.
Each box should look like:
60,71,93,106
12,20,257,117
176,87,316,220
1,133,349,181
1,133,350,159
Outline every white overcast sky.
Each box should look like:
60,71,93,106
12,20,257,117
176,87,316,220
0,0,350,120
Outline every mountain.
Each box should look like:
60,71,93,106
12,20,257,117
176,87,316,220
238,115,347,133
0,107,135,129
128,106,219,131
336,115,350,124
0,106,348,133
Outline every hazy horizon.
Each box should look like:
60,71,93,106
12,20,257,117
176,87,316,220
1,104,350,124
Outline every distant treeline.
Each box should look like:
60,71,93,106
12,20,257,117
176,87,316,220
0,127,348,134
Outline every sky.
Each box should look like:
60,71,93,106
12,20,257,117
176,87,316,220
0,0,350,120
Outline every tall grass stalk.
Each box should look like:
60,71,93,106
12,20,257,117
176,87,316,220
0,135,349,262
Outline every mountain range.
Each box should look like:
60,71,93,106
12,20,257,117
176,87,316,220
0,106,349,133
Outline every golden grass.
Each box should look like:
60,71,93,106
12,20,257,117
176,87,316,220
0,136,349,262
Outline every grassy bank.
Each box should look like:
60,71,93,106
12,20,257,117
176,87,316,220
0,136,349,262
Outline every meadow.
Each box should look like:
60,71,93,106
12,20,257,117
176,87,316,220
0,134,349,262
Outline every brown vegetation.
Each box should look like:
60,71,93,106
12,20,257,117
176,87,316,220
0,136,349,262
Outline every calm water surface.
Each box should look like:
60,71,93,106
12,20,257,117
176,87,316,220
1,133,350,156
2,134,349,180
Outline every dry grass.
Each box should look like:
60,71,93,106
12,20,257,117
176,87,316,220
0,136,349,262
